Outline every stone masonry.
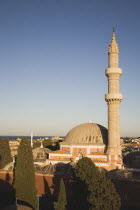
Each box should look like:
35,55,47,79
105,28,123,164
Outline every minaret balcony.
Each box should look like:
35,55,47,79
105,93,123,102
106,68,122,76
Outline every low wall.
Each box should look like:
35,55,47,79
0,172,140,209
0,172,72,196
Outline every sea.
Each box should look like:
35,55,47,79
0,136,64,140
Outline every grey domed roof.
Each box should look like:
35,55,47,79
42,163,74,176
34,164,43,173
123,151,140,169
42,164,56,174
32,147,51,160
107,169,133,180
62,123,108,145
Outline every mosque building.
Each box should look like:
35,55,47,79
48,29,123,170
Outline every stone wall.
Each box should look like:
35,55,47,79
0,172,140,209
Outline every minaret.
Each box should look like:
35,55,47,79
31,132,33,148
105,28,123,163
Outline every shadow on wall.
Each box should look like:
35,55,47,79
39,177,54,210
0,173,16,209
97,124,108,153
0,173,35,210
39,163,74,210
16,200,35,210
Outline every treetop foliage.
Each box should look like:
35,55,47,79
14,137,38,210
0,138,12,169
33,139,52,149
75,157,121,210
54,178,67,210
43,139,52,147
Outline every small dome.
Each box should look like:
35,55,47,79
34,164,43,173
63,123,108,145
107,169,133,180
123,151,140,169
42,163,74,176
42,164,56,174
32,147,51,160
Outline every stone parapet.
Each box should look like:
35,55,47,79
61,143,105,146
105,93,123,102
106,67,122,75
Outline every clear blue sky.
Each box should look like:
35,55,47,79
0,0,139,137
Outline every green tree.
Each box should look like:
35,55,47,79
0,138,12,169
14,137,38,210
33,141,41,148
54,178,67,210
43,139,52,147
75,157,121,210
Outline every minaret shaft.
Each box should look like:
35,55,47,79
105,30,123,158
108,53,119,68
108,101,121,151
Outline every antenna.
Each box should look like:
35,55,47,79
113,25,115,33
112,25,116,40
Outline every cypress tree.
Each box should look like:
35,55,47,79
14,137,38,210
0,138,12,169
75,157,121,210
54,178,67,210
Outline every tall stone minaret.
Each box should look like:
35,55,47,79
105,28,123,162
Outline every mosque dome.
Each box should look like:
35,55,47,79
63,123,108,145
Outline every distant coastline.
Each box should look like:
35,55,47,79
0,136,64,140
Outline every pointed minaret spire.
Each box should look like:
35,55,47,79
108,27,119,68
